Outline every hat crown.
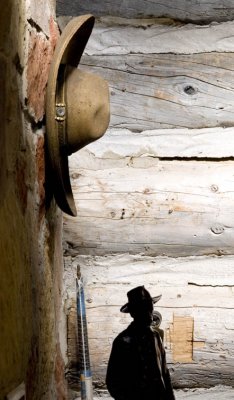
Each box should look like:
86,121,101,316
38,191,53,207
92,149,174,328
120,286,162,313
46,15,110,216
125,286,153,313
65,67,110,154
127,286,152,304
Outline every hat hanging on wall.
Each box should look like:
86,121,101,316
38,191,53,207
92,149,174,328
46,15,110,216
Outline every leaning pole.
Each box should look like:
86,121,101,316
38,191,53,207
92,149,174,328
76,269,93,400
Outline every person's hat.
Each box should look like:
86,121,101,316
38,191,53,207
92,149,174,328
46,15,110,216
120,286,162,313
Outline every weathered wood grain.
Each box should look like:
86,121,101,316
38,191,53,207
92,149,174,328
59,19,234,130
63,254,234,387
77,127,234,159
61,14,234,391
79,52,234,130
58,18,234,55
57,0,234,24
64,159,234,257
81,19,234,55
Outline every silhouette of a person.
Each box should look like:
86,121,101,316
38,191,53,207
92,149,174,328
106,286,175,400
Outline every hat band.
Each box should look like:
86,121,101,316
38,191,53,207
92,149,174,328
55,64,69,155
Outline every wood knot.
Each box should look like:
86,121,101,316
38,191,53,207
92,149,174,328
211,225,224,235
184,85,196,95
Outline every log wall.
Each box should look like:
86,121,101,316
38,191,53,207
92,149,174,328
60,9,234,390
57,0,234,23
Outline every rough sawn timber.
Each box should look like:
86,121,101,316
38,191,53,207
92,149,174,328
57,0,234,24
82,19,234,55
63,254,234,388
80,51,234,130
64,155,234,257
81,127,234,159
57,19,234,130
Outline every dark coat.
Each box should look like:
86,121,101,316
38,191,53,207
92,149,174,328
106,322,175,400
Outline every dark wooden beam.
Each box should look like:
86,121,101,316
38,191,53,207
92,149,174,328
57,0,234,23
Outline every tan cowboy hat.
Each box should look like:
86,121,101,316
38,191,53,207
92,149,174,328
46,15,110,216
120,286,162,313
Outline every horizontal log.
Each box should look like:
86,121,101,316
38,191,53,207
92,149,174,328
81,19,234,55
172,363,234,388
79,51,234,130
63,254,234,387
64,159,234,257
65,254,234,310
57,1,234,23
77,127,234,159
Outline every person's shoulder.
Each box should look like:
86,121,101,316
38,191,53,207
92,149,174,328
113,324,134,345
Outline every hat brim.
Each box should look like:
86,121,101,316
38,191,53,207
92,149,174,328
46,15,95,216
120,294,162,313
